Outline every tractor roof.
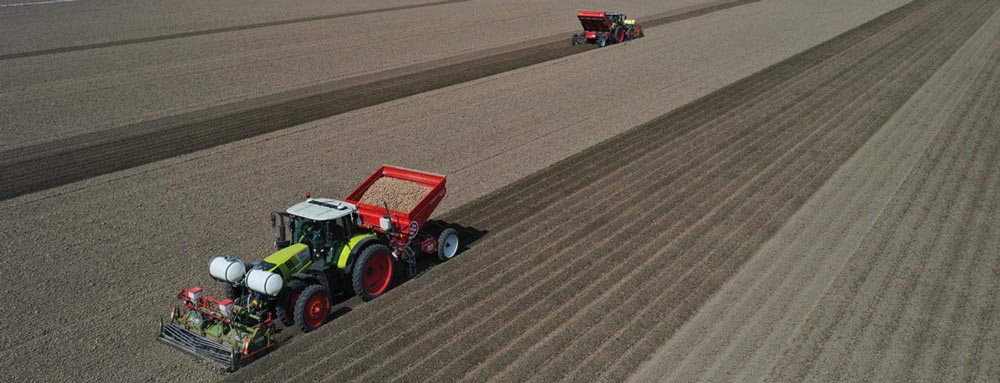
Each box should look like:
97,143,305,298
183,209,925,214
286,198,357,221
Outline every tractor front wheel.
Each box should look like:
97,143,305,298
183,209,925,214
275,279,305,327
353,244,394,301
294,284,331,332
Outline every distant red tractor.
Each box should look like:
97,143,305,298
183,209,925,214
572,11,644,47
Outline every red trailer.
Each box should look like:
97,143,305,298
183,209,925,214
572,10,644,47
345,165,458,289
345,165,447,248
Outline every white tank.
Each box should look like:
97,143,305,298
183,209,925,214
246,269,283,296
209,257,246,284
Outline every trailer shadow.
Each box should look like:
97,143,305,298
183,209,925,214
393,220,488,284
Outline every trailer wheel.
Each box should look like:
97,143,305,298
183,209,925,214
597,35,607,48
353,244,394,301
571,34,581,45
437,227,461,261
276,279,306,327
294,284,330,332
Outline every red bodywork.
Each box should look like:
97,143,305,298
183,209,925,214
345,165,446,248
574,10,642,45
577,10,614,33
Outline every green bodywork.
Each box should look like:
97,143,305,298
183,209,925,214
261,243,313,282
338,233,376,269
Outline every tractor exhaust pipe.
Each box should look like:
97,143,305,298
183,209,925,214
273,213,289,249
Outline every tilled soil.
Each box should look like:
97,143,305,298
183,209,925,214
0,0,757,200
0,1,904,381
228,0,999,382
630,3,1000,381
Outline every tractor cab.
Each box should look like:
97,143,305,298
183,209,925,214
607,12,626,27
273,198,359,263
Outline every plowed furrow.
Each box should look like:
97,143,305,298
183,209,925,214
531,1,984,380
676,17,1000,382
436,5,964,381
225,0,1000,381
351,18,938,379
761,7,1000,380
235,5,925,380
256,4,935,381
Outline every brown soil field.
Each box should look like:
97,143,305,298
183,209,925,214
4,0,997,381
630,4,1000,381
226,0,1000,382
0,0,712,152
0,0,755,200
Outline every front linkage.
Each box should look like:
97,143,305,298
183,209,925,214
159,287,275,371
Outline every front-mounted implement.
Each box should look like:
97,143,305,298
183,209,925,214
159,287,275,371
572,10,644,47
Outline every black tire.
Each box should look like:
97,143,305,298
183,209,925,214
571,34,581,45
294,284,331,333
598,35,607,47
613,26,624,44
437,227,461,262
275,279,306,327
224,284,244,300
352,244,394,301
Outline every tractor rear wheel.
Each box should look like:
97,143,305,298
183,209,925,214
353,244,394,301
294,284,330,332
275,279,306,327
437,227,460,262
614,26,625,44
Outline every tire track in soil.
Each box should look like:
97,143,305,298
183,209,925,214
223,0,996,379
0,0,760,201
231,2,938,381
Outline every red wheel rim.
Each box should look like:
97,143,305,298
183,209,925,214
617,29,624,42
303,293,330,328
362,251,392,296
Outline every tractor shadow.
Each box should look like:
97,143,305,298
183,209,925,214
392,220,488,285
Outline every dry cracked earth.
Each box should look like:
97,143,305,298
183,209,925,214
1,0,997,382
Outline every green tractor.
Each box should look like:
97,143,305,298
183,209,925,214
160,166,460,369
